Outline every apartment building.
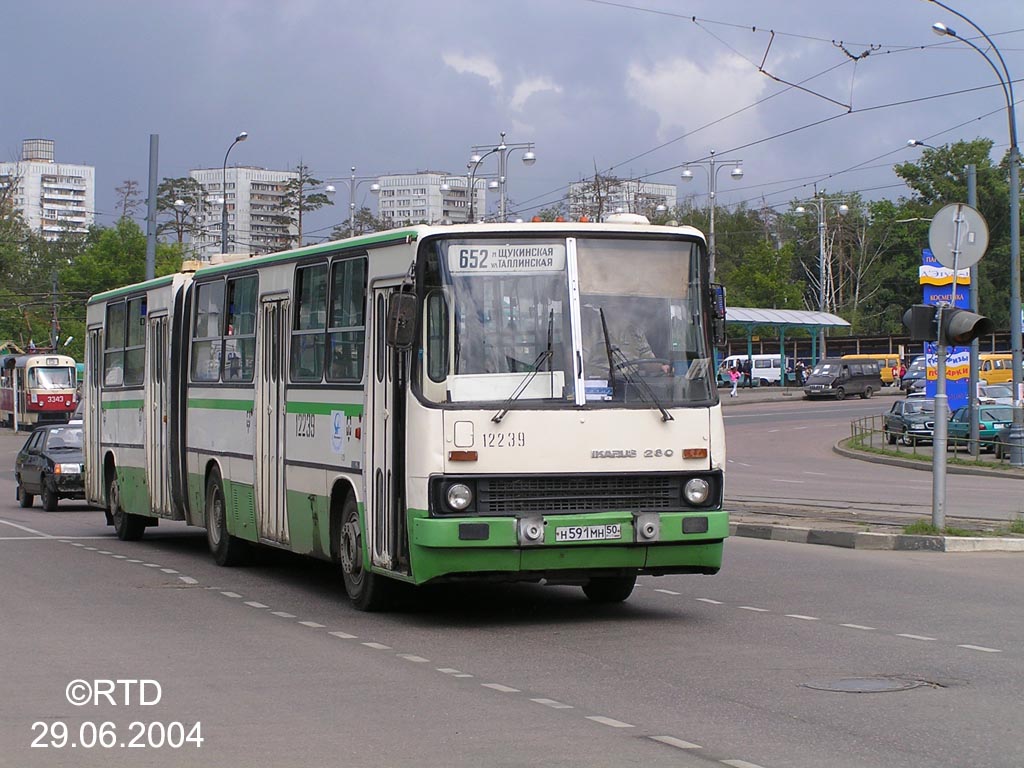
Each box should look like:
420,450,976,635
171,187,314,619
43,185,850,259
0,139,95,239
568,178,677,221
189,166,298,258
376,171,487,227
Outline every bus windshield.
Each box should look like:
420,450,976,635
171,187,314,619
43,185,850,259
420,235,714,407
28,366,75,390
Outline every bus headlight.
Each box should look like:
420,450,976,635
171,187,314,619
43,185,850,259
683,478,710,505
445,483,474,511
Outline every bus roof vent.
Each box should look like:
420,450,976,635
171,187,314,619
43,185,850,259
603,213,650,225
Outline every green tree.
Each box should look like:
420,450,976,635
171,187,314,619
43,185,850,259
330,207,384,240
280,163,333,247
894,138,1016,329
722,240,804,309
156,176,205,249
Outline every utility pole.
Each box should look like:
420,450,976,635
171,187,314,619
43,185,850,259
50,268,59,351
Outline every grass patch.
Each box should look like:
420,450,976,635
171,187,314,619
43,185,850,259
1009,517,1024,535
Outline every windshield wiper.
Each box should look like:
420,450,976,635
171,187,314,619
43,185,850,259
599,308,673,422
492,309,555,423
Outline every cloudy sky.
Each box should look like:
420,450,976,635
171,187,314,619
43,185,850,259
5,0,1022,240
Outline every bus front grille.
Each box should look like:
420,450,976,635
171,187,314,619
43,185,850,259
477,475,681,515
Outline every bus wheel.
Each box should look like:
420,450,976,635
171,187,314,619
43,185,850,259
339,496,392,612
109,474,145,541
582,574,637,604
205,469,247,567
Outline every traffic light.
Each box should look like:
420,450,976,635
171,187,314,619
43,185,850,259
938,307,993,346
902,305,936,342
902,304,993,345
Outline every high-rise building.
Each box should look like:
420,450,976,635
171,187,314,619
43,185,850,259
0,139,95,239
189,166,299,258
376,171,486,227
568,178,677,221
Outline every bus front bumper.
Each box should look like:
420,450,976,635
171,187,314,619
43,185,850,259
407,510,728,585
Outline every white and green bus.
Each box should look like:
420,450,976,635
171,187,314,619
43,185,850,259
84,217,730,610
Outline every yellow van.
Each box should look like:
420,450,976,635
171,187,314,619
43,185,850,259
979,353,1014,384
842,354,902,385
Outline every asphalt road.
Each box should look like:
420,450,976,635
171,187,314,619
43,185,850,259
724,397,1024,525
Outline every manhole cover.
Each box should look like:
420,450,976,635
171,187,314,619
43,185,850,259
802,676,929,693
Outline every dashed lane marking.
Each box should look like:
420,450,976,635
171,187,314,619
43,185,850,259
785,614,819,621
531,698,573,709
272,611,296,618
161,568,179,574
586,716,634,728
178,576,198,585
649,735,702,750
220,591,242,598
696,598,722,605
897,634,936,641
329,631,357,639
299,621,326,628
654,589,681,595
722,760,767,768
244,601,268,608
398,654,430,663
739,606,769,612
362,642,391,650
840,624,876,631
482,683,520,693
959,644,1002,653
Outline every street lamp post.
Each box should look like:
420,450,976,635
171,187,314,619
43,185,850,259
221,131,248,254
931,4,1022,466
796,192,849,360
325,167,381,235
680,149,744,283
469,131,536,222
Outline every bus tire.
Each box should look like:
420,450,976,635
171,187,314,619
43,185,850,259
109,473,145,541
17,478,33,508
582,574,637,604
43,485,59,512
339,495,392,612
205,469,247,567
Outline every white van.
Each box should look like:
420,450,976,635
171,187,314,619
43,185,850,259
717,354,789,386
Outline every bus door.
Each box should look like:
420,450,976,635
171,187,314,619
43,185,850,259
145,314,170,515
255,296,289,544
85,330,104,503
367,282,408,573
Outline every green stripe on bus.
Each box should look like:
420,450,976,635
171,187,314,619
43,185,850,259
103,399,145,409
88,275,175,305
286,401,363,416
194,229,420,277
188,398,255,411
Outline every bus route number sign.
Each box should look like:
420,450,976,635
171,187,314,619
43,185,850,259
447,244,566,276
554,524,622,543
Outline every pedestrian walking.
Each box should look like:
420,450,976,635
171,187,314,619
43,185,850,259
729,366,740,397
742,358,753,388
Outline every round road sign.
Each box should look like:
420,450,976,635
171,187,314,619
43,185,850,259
928,203,988,270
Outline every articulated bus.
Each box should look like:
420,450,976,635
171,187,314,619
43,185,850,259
84,218,730,610
1,353,78,430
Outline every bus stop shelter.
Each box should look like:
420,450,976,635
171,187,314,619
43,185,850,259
726,307,851,376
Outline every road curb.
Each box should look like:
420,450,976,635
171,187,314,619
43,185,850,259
730,523,1024,552
832,438,1024,479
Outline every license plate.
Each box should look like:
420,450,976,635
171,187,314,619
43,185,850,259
994,423,1008,429
554,524,622,542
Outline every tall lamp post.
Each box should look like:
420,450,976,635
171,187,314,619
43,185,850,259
796,192,849,360
326,167,381,235
680,149,744,283
469,131,536,221
221,131,248,254
931,4,1022,466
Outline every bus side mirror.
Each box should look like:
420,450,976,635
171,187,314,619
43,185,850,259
386,292,418,349
710,283,727,347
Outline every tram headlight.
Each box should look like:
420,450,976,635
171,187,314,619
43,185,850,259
445,483,474,512
683,478,710,505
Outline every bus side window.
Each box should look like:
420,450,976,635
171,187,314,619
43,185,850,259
425,290,450,382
